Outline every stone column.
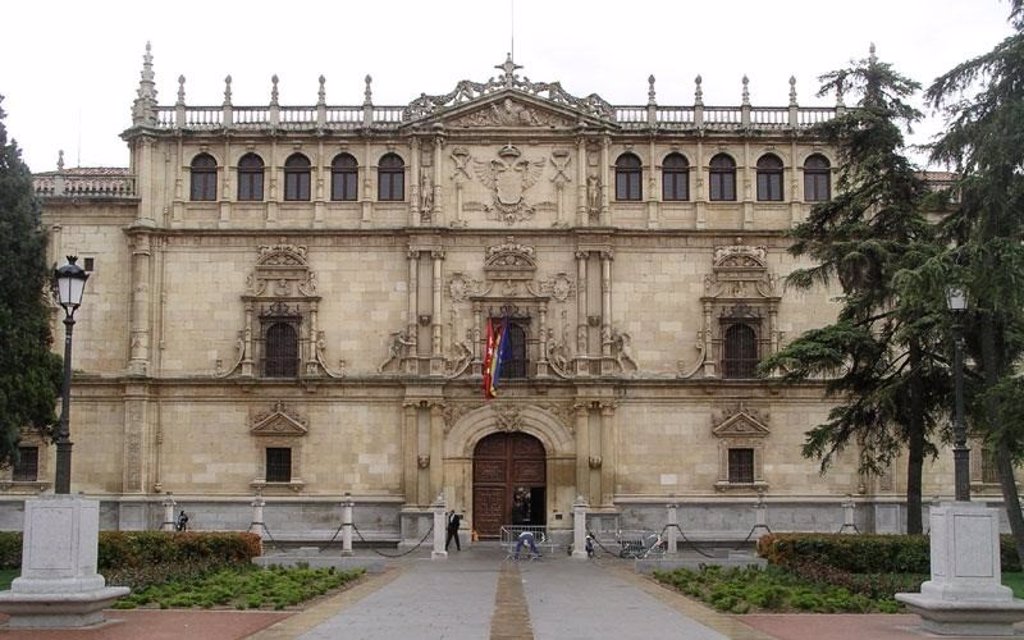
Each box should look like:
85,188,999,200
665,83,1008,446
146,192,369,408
575,251,589,372
430,250,444,375
574,403,590,505
432,134,444,225
429,402,444,501
341,495,354,556
600,136,610,225
402,402,418,505
127,231,152,376
431,495,448,560
409,138,421,226
571,496,589,560
575,135,587,225
599,402,617,506
600,250,613,369
122,384,148,494
407,250,420,355
360,140,372,225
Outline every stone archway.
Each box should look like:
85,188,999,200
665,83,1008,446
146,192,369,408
473,432,546,538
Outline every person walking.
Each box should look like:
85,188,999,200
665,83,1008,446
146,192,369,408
445,510,462,551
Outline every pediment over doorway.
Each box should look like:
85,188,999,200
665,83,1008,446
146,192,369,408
250,401,308,437
712,410,770,438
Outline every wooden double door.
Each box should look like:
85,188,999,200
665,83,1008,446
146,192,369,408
472,432,546,539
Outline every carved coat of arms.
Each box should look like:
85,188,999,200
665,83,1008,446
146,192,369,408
474,144,545,224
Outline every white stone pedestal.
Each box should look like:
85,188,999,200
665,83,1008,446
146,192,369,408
896,501,1024,636
0,496,129,628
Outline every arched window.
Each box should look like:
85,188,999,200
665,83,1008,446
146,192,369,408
331,153,358,201
237,153,265,201
709,154,736,201
756,154,784,201
284,153,311,201
264,323,298,377
615,153,642,201
804,154,831,201
190,153,217,201
500,322,529,379
723,323,758,378
662,153,689,201
378,153,405,201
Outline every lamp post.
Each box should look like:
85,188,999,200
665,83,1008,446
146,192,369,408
945,286,969,502
54,256,89,495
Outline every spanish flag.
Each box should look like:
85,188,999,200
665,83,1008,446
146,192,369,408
482,316,511,399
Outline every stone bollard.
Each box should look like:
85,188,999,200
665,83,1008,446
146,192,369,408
341,494,354,556
162,494,176,532
250,495,266,539
666,502,679,555
839,495,858,534
431,494,448,559
571,495,589,559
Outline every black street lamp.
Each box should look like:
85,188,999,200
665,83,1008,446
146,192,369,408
54,256,89,495
945,286,969,502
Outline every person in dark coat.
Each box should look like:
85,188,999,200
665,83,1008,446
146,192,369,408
445,510,462,551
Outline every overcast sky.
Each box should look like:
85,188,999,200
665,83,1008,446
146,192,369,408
1,0,1015,172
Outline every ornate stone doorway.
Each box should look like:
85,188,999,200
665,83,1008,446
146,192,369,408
472,432,546,539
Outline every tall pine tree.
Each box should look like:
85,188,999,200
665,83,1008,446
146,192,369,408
0,95,63,466
760,46,947,534
926,0,1024,562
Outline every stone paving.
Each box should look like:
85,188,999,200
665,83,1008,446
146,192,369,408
4,544,1024,639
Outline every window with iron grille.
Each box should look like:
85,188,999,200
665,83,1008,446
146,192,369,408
662,153,689,201
378,153,405,201
709,154,736,201
804,154,832,201
756,154,784,201
13,446,38,482
331,153,358,201
190,153,217,201
615,153,642,201
264,322,299,377
723,323,758,378
728,448,755,484
284,153,311,201
265,447,292,482
238,153,265,201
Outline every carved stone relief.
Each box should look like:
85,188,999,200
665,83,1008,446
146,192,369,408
473,145,545,225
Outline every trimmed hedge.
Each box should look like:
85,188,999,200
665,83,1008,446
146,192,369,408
0,531,262,571
757,533,1022,574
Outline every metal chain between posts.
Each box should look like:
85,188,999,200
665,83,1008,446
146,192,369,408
660,523,717,558
250,522,283,553
352,522,434,558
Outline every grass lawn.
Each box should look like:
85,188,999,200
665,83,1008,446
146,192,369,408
0,569,15,590
1003,572,1024,597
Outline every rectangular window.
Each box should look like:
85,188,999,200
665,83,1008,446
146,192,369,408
757,173,783,201
266,447,292,483
13,446,39,482
728,448,754,484
804,173,830,201
190,172,217,201
83,257,95,272
662,173,689,201
332,172,357,201
378,172,404,201
284,173,311,201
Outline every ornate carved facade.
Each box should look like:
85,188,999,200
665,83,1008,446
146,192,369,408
9,45,971,540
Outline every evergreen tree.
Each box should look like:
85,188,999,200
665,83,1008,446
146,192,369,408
760,46,947,534
926,0,1024,562
0,95,63,466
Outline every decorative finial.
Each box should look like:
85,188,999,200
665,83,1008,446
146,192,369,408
788,76,797,107
363,75,373,106
694,75,703,106
57,150,65,172
741,75,750,106
647,74,656,106
270,74,279,106
132,41,158,126
317,75,326,106
223,75,233,106
869,42,877,64
495,52,523,88
835,72,845,108
177,75,186,106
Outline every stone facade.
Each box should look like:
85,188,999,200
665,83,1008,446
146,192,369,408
7,45,996,542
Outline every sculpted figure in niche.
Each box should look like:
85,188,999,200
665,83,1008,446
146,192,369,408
611,329,638,372
587,174,601,213
420,171,434,212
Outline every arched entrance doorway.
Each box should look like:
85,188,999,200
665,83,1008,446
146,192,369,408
472,432,546,539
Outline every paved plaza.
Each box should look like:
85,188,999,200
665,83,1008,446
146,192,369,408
0,544,1022,639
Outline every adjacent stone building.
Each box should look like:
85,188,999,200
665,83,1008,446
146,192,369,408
7,45,984,542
